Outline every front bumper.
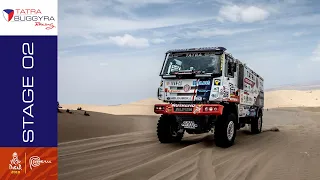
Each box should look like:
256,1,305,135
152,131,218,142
154,104,224,116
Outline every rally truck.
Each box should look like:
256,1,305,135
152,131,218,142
154,47,264,148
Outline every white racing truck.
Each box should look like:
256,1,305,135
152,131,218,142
154,47,264,147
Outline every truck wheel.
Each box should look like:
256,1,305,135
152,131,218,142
214,113,237,148
251,113,262,134
157,115,184,143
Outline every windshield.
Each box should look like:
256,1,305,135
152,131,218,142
161,53,221,75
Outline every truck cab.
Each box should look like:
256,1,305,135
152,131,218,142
157,47,238,104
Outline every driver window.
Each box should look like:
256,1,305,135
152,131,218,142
227,62,234,77
226,55,234,78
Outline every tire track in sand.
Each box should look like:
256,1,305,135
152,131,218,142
59,132,207,180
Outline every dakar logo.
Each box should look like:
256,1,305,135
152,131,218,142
9,152,22,174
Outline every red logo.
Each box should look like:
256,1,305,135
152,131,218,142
244,78,255,88
2,9,14,22
34,22,56,30
183,84,191,92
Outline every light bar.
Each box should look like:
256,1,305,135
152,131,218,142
166,47,227,53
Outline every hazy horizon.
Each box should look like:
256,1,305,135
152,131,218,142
58,0,320,105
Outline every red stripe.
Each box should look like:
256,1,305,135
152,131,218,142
192,79,199,101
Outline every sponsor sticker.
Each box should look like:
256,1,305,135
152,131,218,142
230,88,236,95
168,89,180,93
211,93,218,98
197,89,210,93
192,81,197,86
174,107,193,112
229,97,239,102
193,104,203,114
183,84,191,92
244,78,255,88
172,104,195,107
168,96,191,100
198,80,211,86
214,79,221,85
223,91,229,98
167,80,183,86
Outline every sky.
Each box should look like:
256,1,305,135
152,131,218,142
58,0,320,105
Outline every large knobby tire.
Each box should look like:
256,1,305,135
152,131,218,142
251,112,262,134
214,113,237,148
157,115,184,143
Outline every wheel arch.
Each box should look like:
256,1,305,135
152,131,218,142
221,103,239,123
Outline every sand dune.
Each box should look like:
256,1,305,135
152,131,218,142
265,90,320,108
61,98,164,116
61,103,159,116
59,89,320,180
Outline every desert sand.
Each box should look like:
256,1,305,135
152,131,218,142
58,90,320,180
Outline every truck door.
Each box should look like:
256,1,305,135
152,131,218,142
225,55,238,94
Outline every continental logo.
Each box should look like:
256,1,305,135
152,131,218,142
214,79,221,85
